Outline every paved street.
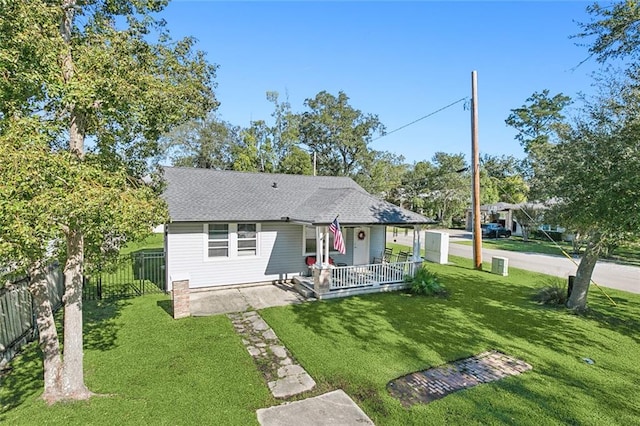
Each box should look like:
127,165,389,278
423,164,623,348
387,230,640,295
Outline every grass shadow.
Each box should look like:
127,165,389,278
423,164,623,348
83,299,130,352
156,299,173,317
0,298,128,414
0,343,43,415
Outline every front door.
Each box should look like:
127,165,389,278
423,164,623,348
353,227,370,265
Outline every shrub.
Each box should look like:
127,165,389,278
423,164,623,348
533,278,568,305
409,266,448,297
531,230,564,241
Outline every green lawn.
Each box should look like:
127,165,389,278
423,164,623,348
119,233,164,255
260,256,640,425
3,255,639,425
387,242,425,257
454,236,573,257
0,295,274,425
89,233,166,298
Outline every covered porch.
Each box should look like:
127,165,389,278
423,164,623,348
293,258,422,299
293,224,424,299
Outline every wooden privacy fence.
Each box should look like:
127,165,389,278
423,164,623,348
0,267,64,367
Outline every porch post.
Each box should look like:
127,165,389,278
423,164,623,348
412,226,421,262
315,226,323,267
324,226,330,265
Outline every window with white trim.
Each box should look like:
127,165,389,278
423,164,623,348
302,226,344,255
206,223,260,259
208,224,229,257
237,223,257,256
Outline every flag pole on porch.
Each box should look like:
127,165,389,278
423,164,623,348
329,215,346,255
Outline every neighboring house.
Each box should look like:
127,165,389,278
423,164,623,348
465,202,566,237
465,202,520,233
162,167,432,298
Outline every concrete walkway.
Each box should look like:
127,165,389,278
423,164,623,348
257,390,374,426
190,282,308,316
228,310,316,398
389,230,640,295
188,283,373,425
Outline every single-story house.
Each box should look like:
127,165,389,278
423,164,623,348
465,202,520,233
465,202,566,237
162,167,432,299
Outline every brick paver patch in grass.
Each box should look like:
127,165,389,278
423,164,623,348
388,350,532,406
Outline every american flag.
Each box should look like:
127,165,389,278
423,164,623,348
329,217,346,255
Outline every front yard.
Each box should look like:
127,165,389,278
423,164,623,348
261,257,640,424
0,296,274,425
2,256,639,425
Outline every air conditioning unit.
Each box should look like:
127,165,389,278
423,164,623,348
491,256,508,276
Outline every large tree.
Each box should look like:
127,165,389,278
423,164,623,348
575,0,640,63
536,0,640,311
0,118,167,402
399,154,469,225
428,153,470,227
299,91,385,177
0,0,215,402
480,154,529,203
505,90,571,198
354,151,406,199
232,92,312,174
163,115,237,169
399,161,435,213
544,101,640,310
266,91,307,173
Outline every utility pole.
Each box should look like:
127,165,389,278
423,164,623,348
471,70,482,270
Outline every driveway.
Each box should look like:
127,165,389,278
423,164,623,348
387,230,640,295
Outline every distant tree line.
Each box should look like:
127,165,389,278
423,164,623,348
161,91,531,226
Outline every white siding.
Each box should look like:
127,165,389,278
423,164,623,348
166,222,306,290
328,225,386,265
369,226,386,261
166,222,390,291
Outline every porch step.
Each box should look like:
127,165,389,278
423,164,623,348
292,276,315,298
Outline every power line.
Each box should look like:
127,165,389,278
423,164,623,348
372,97,469,142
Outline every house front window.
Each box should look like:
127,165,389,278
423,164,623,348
304,226,318,255
208,224,229,257
206,223,260,259
237,223,257,256
302,226,344,255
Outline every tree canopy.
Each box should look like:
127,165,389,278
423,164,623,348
525,0,640,310
0,0,216,403
505,90,571,198
576,1,640,63
299,91,385,177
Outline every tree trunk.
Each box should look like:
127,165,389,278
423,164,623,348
566,237,601,311
61,228,92,400
27,261,63,403
58,0,92,401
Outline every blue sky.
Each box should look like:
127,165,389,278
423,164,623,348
162,1,600,165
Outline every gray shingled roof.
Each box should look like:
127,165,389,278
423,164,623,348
162,167,432,225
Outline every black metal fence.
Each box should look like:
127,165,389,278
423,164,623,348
83,251,166,300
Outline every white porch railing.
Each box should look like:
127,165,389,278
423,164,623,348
329,261,420,291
